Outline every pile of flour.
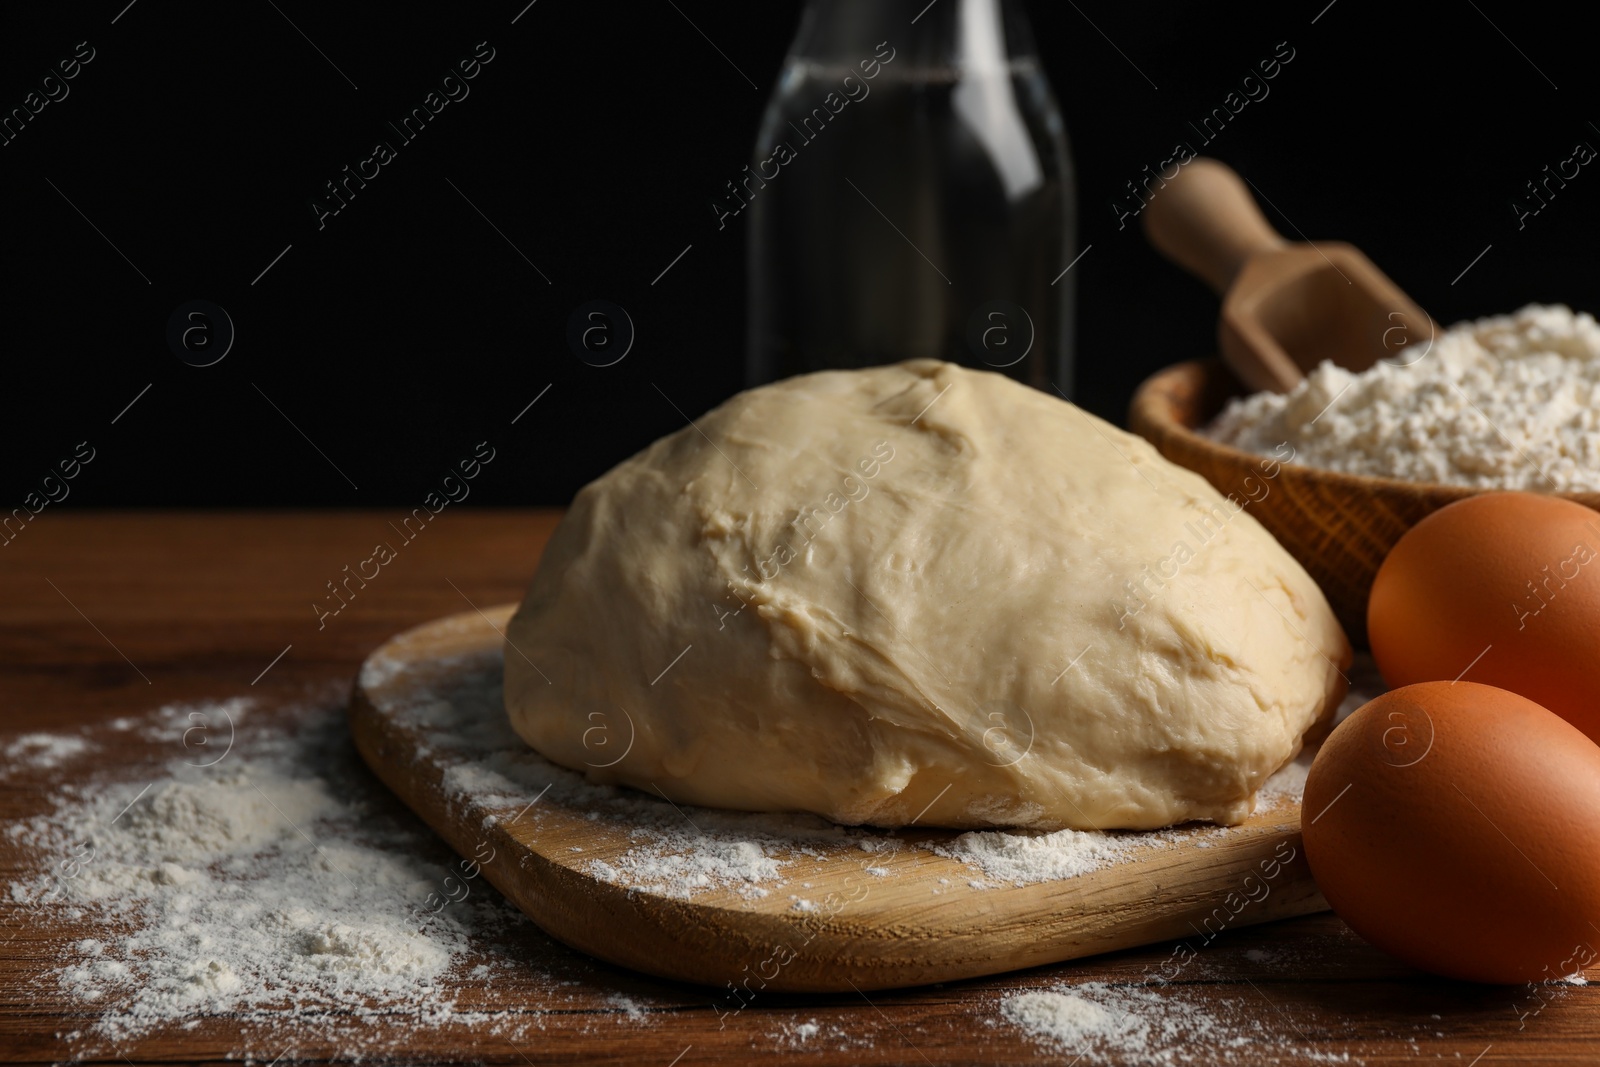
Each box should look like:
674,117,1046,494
1000,981,1353,1065
1207,304,1600,490
3,695,550,1059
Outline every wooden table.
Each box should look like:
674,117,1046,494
1,512,1594,1065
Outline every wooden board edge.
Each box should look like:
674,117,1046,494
349,611,1330,992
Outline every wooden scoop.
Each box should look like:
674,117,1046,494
1143,157,1437,394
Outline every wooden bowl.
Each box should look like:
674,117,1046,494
1127,358,1600,646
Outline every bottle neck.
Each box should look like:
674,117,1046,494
789,0,1038,72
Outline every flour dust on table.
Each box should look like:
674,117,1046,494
997,980,1355,1065
1,732,94,776
1,694,615,1060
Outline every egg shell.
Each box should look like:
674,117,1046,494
1303,681,1600,984
1367,491,1600,744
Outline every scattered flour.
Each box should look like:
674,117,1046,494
1257,756,1311,805
1006,989,1117,1040
771,1016,857,1050
602,993,647,1019
3,695,556,1059
588,839,781,900
3,732,92,775
1001,981,1353,1065
1207,304,1600,491
934,827,1140,887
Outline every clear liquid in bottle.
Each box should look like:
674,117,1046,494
745,0,1076,394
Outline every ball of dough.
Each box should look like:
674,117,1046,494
505,361,1349,830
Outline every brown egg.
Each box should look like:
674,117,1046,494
1368,491,1600,744
1303,682,1600,983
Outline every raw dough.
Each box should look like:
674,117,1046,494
504,361,1350,830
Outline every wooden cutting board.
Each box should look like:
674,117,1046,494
349,606,1329,993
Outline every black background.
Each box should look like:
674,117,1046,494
1,1,1593,507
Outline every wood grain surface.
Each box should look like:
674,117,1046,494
350,605,1326,993
2,512,1597,1065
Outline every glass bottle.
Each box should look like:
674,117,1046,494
744,0,1076,393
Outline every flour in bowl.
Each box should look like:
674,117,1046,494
1206,304,1600,490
